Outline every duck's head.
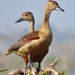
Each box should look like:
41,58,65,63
45,0,64,12
15,12,34,24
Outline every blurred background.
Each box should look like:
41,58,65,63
0,0,75,75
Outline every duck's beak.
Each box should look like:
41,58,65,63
15,18,25,24
56,5,65,12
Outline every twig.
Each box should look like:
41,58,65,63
8,69,24,75
8,67,38,75
7,57,65,75
39,57,59,75
0,68,8,72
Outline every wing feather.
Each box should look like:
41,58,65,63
7,31,40,52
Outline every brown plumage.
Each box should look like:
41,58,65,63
5,0,64,72
6,12,36,67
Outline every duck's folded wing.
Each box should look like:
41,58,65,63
6,31,40,53
18,31,40,43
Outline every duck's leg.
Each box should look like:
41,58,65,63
24,63,28,75
39,62,41,70
37,62,41,72
28,54,32,69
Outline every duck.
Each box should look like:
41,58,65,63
5,0,64,73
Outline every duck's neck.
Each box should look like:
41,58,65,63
29,20,35,33
40,8,52,31
44,9,51,23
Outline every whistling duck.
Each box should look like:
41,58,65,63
15,12,35,68
5,0,64,73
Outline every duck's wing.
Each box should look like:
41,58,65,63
5,31,40,55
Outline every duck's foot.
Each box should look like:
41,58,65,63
36,67,41,72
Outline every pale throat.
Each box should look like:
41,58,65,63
29,20,35,32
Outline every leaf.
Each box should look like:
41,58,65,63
59,71,66,75
39,70,52,75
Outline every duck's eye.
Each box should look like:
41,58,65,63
25,14,28,16
52,3,55,5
